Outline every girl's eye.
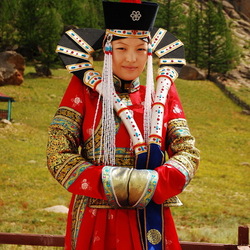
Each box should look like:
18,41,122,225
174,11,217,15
138,48,146,51
116,47,126,51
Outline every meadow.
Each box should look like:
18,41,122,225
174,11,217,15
0,65,249,249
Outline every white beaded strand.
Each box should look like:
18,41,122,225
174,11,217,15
101,35,116,166
144,44,154,143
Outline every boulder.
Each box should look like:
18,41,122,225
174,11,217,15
228,0,250,19
35,64,52,77
179,64,206,80
0,51,25,86
42,205,69,214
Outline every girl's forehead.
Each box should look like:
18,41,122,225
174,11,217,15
112,38,147,46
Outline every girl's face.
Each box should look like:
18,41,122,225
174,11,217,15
112,38,148,81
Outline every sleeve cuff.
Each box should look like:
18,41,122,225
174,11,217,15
163,159,191,188
102,166,158,209
129,169,158,208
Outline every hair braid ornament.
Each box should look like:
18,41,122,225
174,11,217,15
100,34,116,166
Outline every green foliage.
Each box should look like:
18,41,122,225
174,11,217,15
0,66,249,244
184,0,203,65
0,0,20,51
57,0,86,28
35,7,63,68
16,0,63,65
0,0,243,76
173,78,250,243
197,1,240,76
155,0,186,39
81,0,104,29
156,0,241,76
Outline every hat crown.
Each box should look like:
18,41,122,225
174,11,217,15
103,1,158,31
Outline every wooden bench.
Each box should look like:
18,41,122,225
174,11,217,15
0,226,248,249
0,93,15,121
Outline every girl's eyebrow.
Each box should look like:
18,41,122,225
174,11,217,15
113,41,147,47
137,43,147,47
113,41,127,46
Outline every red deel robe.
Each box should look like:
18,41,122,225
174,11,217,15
47,75,199,249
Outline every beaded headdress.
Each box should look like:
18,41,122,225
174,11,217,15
56,0,186,165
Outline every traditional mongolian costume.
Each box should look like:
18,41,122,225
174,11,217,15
47,0,200,249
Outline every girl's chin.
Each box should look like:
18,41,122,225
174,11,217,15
115,73,140,81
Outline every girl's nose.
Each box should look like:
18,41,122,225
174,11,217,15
126,51,136,62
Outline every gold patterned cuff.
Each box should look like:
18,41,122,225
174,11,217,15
129,169,158,208
112,167,133,207
102,166,133,208
102,167,158,209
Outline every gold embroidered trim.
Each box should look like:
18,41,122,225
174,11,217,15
155,39,183,58
66,29,94,54
106,29,150,39
56,45,91,60
88,196,182,209
66,62,93,73
151,28,167,52
163,196,183,207
159,58,186,65
71,195,88,249
88,197,137,209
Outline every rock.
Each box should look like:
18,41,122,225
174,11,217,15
35,64,52,77
228,9,241,19
239,162,250,166
222,0,234,9
0,51,25,86
228,0,250,19
237,19,250,31
179,65,206,80
226,64,250,88
43,205,69,214
242,110,250,115
27,160,37,164
0,119,12,125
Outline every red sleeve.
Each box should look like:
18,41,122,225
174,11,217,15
68,165,107,199
153,166,186,204
47,76,107,200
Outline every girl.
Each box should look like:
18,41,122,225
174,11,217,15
47,1,200,249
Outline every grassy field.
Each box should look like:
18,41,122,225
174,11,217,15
0,65,249,249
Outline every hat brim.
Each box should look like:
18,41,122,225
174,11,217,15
57,28,105,80
56,27,185,80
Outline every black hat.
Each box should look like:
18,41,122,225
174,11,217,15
56,1,186,82
103,1,158,31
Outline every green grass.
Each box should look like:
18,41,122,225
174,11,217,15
227,85,250,107
172,79,250,244
0,65,249,248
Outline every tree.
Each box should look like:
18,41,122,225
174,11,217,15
16,0,63,71
57,0,86,29
0,0,20,51
198,1,240,76
184,0,203,66
81,0,104,29
155,0,186,40
0,0,241,76
36,5,63,70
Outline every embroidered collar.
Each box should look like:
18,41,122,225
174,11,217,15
113,75,140,93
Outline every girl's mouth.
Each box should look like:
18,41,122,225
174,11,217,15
123,66,137,71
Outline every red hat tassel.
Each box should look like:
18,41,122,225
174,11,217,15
120,0,142,3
